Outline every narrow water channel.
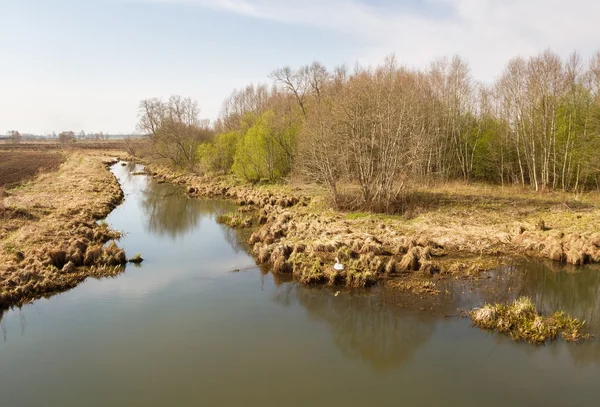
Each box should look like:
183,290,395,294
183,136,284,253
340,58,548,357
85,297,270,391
1,162,600,406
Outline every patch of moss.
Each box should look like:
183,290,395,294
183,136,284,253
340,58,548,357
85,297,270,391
346,212,370,220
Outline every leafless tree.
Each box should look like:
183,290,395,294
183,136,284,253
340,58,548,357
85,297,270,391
271,66,311,118
7,130,21,144
138,96,212,170
58,131,75,145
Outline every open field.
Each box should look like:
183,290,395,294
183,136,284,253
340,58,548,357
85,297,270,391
0,151,64,187
0,139,139,151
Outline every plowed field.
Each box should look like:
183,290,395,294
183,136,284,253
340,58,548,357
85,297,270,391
0,151,63,187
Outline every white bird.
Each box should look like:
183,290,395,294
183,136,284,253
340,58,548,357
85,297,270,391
333,257,345,271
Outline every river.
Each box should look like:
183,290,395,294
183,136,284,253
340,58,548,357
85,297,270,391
1,162,600,406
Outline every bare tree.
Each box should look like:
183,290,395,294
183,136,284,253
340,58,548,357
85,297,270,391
138,96,212,170
218,84,271,131
7,130,21,144
297,92,344,206
212,48,600,202
58,131,75,145
271,66,310,118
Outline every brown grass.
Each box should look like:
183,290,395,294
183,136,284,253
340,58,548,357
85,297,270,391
142,162,600,296
0,150,127,310
469,297,591,343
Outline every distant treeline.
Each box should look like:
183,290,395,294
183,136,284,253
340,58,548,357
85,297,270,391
2,131,142,142
138,49,600,210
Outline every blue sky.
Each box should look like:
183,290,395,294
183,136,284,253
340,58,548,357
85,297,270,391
1,0,599,134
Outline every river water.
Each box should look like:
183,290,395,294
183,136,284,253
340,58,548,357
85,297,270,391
1,162,600,406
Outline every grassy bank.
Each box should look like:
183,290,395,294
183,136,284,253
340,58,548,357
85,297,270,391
0,150,130,311
148,163,600,284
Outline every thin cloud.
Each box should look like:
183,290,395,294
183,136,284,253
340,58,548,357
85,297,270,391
138,0,600,79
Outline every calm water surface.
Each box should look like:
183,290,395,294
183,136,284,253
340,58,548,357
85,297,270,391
2,163,600,406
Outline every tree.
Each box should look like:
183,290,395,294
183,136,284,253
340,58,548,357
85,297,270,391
137,96,212,170
7,130,21,144
218,84,270,131
198,130,239,173
271,66,310,118
232,111,289,182
58,131,75,145
200,48,600,206
297,94,344,205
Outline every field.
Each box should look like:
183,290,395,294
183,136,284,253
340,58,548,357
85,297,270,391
0,151,64,187
0,140,136,151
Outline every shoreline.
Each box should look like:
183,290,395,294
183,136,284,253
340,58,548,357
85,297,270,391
145,163,600,291
0,151,130,312
145,164,597,342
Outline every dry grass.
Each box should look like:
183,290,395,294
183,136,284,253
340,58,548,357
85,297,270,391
0,151,127,310
216,212,254,228
469,297,591,343
144,163,600,295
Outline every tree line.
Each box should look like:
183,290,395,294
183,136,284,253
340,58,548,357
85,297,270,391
138,49,600,211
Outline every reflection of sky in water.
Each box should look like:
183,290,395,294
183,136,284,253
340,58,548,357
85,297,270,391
1,163,600,406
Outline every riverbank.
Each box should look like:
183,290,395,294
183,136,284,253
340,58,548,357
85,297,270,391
0,150,130,311
146,164,600,291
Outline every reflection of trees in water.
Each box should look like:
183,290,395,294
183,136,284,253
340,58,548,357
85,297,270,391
273,285,435,371
140,180,234,239
218,224,251,254
140,181,203,238
504,261,600,365
0,307,27,340
270,261,600,370
504,261,600,334
452,261,600,365
441,261,600,335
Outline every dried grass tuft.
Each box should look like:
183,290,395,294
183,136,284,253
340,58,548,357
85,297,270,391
469,297,591,343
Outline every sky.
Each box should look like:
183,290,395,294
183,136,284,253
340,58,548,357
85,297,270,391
1,0,599,135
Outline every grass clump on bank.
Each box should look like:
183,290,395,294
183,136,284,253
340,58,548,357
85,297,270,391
469,297,591,343
216,212,253,228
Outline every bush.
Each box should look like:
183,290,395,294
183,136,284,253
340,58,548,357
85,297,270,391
232,111,289,182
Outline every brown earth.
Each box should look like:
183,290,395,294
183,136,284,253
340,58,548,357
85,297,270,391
0,151,64,187
0,139,136,152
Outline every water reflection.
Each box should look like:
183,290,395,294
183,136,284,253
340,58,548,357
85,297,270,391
503,261,600,365
4,161,600,406
272,259,600,371
274,285,435,371
141,182,200,238
513,262,600,328
139,180,232,240
218,223,253,255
